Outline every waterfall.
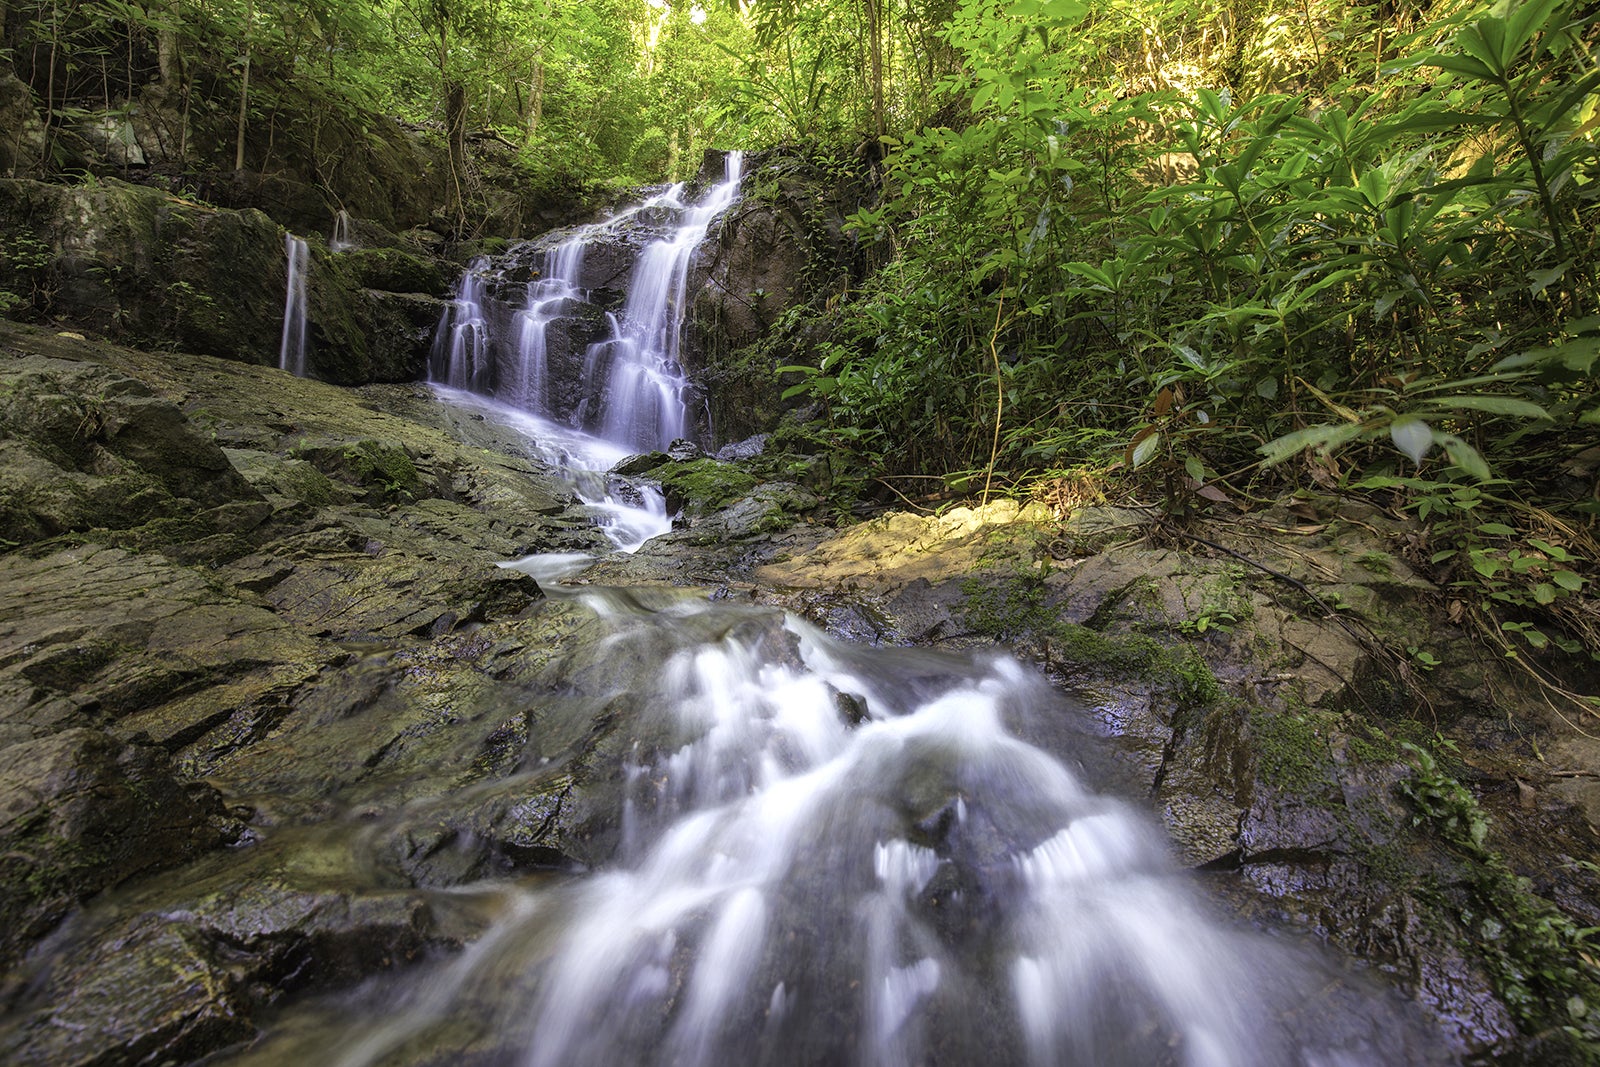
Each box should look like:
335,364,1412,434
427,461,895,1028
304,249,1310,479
218,151,1430,1064
428,151,745,451
590,151,744,451
278,234,309,377
511,239,587,417
330,209,355,252
430,258,494,393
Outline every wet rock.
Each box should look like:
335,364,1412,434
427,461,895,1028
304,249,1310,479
0,728,228,970
0,844,439,1067
0,543,321,744
715,433,768,461
0,352,262,542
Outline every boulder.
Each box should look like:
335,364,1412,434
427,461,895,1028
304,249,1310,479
0,728,229,970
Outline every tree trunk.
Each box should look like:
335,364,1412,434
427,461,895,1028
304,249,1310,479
527,59,544,137
234,0,252,172
862,0,886,139
156,15,181,88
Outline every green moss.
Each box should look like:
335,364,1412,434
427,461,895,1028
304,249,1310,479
1248,707,1333,792
1048,621,1165,672
961,564,1222,708
1400,745,1600,1053
340,440,421,501
649,459,760,516
338,247,449,294
103,513,213,551
1356,550,1395,576
279,461,336,506
1344,721,1402,765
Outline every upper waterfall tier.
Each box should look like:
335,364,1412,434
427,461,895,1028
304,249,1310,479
429,152,745,452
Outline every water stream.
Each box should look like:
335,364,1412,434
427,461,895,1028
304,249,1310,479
236,156,1436,1066
279,234,310,377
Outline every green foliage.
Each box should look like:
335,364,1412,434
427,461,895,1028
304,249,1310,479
1401,740,1600,1049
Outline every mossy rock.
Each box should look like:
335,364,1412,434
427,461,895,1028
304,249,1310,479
337,247,451,295
643,457,761,517
294,438,423,502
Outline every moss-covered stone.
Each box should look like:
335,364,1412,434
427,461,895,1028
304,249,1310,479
336,246,452,295
644,457,761,517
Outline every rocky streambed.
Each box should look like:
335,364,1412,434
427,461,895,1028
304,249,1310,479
1,319,1598,1064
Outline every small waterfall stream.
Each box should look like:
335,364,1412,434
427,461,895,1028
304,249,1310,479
226,578,1423,1067
279,235,310,377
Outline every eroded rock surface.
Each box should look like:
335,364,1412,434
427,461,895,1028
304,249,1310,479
1,318,1597,1065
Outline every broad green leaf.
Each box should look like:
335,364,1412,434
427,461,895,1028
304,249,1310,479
1528,260,1571,298
1258,421,1363,464
1504,0,1562,65
1436,432,1493,481
1554,569,1585,591
1131,431,1161,468
1423,52,1499,83
1456,19,1508,79
1420,395,1549,418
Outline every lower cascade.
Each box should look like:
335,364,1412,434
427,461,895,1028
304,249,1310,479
231,573,1428,1067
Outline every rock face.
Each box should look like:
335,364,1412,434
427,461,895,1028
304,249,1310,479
689,149,879,444
0,728,229,969
0,178,452,381
0,321,616,1063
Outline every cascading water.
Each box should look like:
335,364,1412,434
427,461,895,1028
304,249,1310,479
278,234,310,377
228,580,1431,1067
330,209,355,252
427,152,745,452
510,239,587,417
420,153,748,550
587,152,744,451
433,258,494,394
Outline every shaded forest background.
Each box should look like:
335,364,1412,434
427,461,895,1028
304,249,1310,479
1,0,1599,667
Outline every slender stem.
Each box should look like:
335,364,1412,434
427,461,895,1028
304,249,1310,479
1504,80,1567,261
981,295,1006,507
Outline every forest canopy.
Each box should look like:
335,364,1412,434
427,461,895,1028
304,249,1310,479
2,0,1598,663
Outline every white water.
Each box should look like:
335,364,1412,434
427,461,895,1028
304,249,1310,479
434,386,670,551
278,235,310,377
330,210,355,252
586,152,745,452
304,597,1402,1067
434,258,494,393
429,152,745,453
510,240,586,417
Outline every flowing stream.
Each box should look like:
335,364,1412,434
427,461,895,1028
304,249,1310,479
236,155,1434,1066
279,235,310,377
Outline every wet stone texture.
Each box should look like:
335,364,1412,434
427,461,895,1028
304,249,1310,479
2,317,1599,1065
0,321,612,1063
